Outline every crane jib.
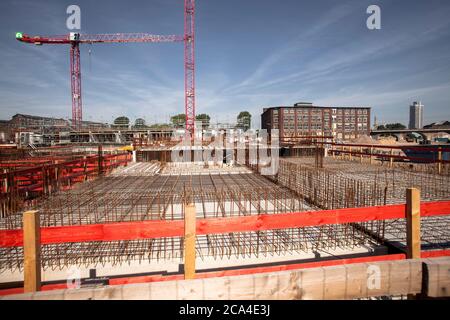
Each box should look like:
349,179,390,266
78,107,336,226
14,0,195,131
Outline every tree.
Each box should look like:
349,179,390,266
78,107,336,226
113,116,130,129
149,123,171,129
196,113,210,129
385,123,406,130
170,114,186,128
376,123,406,130
237,111,251,131
134,118,146,128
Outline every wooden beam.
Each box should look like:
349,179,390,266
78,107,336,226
184,203,196,280
389,149,394,167
2,259,424,300
4,253,450,297
422,257,450,298
437,148,442,175
406,188,421,259
97,145,103,175
23,210,41,293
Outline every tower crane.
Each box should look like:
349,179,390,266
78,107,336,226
15,32,183,130
15,0,196,134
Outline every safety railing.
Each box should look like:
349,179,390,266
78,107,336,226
0,150,131,216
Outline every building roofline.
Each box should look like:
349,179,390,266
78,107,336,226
262,105,371,114
12,113,67,121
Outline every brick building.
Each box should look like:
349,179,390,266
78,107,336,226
10,114,69,131
261,102,371,140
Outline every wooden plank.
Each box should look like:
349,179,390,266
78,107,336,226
184,203,196,280
406,188,421,259
389,259,422,295
389,149,394,167
2,259,424,300
1,201,450,248
0,254,408,297
423,257,450,297
105,254,409,286
437,148,442,174
0,253,407,297
23,210,41,293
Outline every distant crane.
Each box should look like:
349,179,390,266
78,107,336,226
16,0,196,133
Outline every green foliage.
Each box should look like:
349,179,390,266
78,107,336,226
377,123,406,130
134,118,146,127
196,113,210,128
237,111,251,131
149,123,171,129
114,116,130,126
196,113,210,121
170,114,186,127
385,123,406,130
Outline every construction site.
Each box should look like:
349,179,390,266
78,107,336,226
0,1,450,301
0,134,449,300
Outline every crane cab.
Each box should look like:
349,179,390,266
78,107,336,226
69,32,80,41
33,36,43,45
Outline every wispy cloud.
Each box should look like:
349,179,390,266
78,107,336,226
221,1,360,94
1,0,450,126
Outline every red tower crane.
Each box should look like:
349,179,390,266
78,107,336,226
15,0,196,133
16,32,183,130
184,0,195,134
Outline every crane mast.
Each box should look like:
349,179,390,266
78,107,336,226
184,0,195,134
70,42,82,129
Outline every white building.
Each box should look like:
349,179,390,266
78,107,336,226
409,101,424,129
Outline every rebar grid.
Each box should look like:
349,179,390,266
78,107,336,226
382,216,450,250
275,157,450,252
0,145,119,162
0,171,317,229
331,147,450,176
278,157,450,209
1,159,448,272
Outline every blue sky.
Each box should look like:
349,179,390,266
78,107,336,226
0,0,449,128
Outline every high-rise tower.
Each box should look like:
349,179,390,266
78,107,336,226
409,101,424,129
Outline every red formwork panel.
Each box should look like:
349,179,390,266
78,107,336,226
1,201,449,248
